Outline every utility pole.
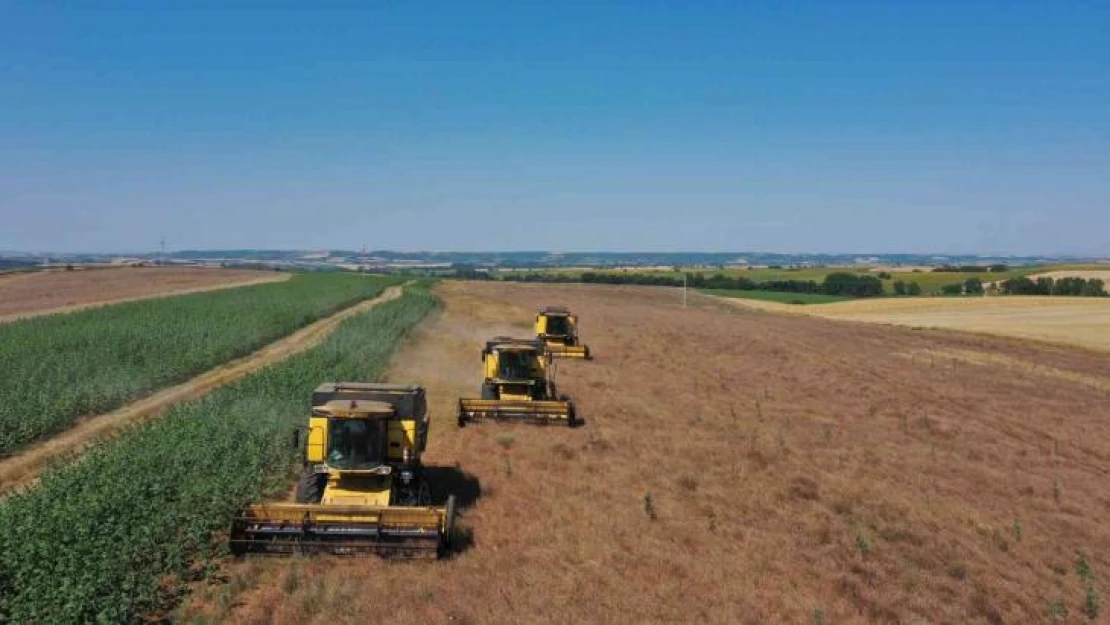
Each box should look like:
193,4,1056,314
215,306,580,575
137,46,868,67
159,237,166,265
683,273,687,308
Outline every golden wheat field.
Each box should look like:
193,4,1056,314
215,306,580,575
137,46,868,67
714,295,1110,353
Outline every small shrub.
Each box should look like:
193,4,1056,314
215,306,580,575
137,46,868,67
1084,586,1100,620
854,530,872,557
494,433,515,450
643,493,657,521
1048,599,1068,621
1077,553,1092,582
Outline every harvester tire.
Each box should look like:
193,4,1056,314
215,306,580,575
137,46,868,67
480,383,496,400
442,494,458,556
567,401,579,428
295,466,325,504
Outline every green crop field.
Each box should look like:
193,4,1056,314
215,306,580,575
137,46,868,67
698,289,851,304
0,285,437,623
0,273,398,455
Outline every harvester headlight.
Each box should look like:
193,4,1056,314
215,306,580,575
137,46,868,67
400,470,414,483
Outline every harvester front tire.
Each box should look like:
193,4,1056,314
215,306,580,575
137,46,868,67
441,494,458,557
295,466,325,504
480,383,496,400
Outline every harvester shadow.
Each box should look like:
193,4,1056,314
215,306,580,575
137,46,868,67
426,465,482,556
427,465,481,509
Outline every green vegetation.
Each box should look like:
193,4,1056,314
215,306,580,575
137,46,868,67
1000,276,1106,296
498,269,885,298
0,273,397,455
698,289,850,305
0,285,437,623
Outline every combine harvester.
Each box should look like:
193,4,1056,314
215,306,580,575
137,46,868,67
231,383,457,558
535,305,592,359
457,337,578,427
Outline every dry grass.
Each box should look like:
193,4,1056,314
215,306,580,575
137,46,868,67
0,266,287,322
180,281,1110,624
716,294,1110,353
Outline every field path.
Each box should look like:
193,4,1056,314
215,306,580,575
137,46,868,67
0,285,403,493
0,268,290,323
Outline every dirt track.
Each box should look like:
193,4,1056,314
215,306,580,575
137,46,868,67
0,286,403,494
0,267,288,323
177,281,1110,624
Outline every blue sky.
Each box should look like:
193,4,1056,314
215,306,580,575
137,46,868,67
1,1,1107,255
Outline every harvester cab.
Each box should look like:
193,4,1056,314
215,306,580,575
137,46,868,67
231,383,456,558
535,306,591,360
457,337,577,427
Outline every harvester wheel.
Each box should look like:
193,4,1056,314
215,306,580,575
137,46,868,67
567,401,579,428
442,494,458,556
480,383,496,400
295,466,325,504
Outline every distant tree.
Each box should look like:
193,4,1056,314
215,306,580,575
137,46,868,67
878,271,892,280
940,283,964,295
1082,279,1107,297
906,281,923,296
988,264,1009,273
963,277,984,295
823,273,884,297
892,280,907,296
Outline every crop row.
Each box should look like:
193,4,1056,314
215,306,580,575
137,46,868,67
0,285,438,623
0,273,397,454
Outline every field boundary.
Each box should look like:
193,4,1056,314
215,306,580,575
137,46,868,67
0,285,404,493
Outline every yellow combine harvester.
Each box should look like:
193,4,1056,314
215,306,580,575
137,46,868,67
231,383,457,558
457,337,577,427
535,305,591,359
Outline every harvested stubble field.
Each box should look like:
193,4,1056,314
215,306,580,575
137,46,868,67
185,281,1110,625
719,295,1110,354
0,266,286,322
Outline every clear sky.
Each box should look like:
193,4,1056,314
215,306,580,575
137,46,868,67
2,1,1107,255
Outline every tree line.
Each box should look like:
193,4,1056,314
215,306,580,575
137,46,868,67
448,267,1107,298
999,276,1106,296
488,270,886,297
932,264,1009,273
